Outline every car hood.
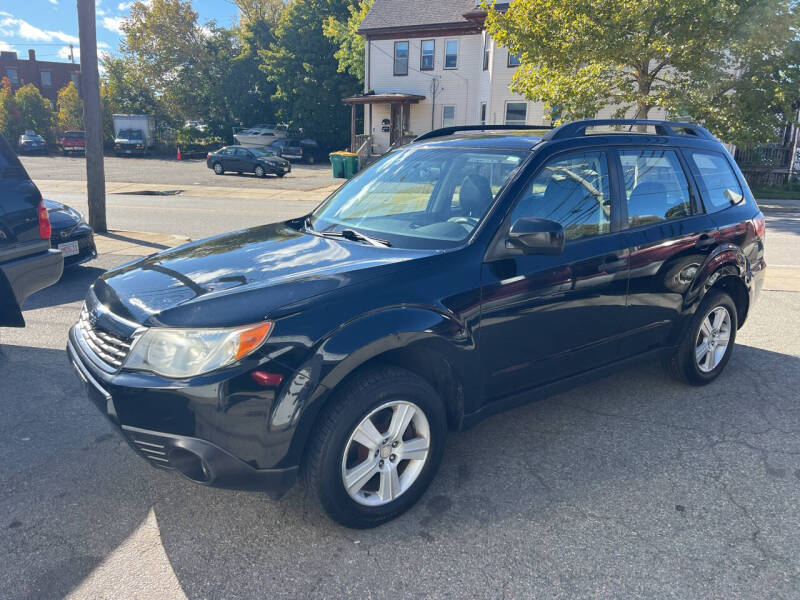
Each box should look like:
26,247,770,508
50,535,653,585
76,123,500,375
92,222,434,328
44,199,81,229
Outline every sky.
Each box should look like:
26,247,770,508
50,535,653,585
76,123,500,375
0,0,241,64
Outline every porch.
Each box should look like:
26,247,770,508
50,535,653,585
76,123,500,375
343,93,426,166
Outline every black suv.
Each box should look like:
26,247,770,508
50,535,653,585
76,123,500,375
68,120,765,527
1,134,63,327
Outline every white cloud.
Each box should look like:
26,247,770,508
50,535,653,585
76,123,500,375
0,14,79,44
118,1,132,10
49,0,58,5
101,16,124,34
96,0,106,16
0,40,15,52
57,45,78,61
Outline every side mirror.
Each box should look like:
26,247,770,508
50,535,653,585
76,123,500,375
507,217,565,254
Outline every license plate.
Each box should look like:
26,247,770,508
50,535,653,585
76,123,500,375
58,241,79,257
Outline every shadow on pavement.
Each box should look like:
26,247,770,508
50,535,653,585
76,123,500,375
21,263,107,311
3,339,799,598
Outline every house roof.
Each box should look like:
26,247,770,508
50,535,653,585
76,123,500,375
359,0,479,33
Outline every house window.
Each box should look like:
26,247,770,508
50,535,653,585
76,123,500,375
508,52,521,67
480,102,487,125
444,39,458,69
40,70,52,87
505,101,527,125
420,39,434,71
394,41,409,76
442,105,456,128
6,68,19,85
482,34,490,70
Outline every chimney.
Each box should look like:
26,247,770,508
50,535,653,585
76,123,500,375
28,49,36,62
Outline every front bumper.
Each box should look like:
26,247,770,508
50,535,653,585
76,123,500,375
66,335,300,499
51,231,97,267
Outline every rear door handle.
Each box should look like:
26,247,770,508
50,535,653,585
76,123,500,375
599,254,627,273
695,234,716,250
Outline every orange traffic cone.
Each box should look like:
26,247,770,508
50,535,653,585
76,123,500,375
176,145,182,161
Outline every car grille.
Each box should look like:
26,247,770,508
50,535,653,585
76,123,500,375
77,305,134,369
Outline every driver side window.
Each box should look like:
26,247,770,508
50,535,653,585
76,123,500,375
511,151,612,242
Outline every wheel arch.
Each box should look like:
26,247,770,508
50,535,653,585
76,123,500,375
689,244,751,328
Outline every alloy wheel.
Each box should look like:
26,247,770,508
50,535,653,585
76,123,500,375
695,306,732,372
341,401,431,507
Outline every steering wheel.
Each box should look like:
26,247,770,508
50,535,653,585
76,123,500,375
447,216,479,226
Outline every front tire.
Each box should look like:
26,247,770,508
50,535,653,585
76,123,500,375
304,367,447,528
254,165,266,178
666,290,737,385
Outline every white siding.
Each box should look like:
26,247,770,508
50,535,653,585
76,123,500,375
362,29,662,153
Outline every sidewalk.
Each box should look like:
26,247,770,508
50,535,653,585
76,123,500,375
757,198,800,212
94,230,191,257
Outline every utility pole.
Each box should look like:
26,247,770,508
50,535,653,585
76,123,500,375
69,44,75,64
76,0,107,232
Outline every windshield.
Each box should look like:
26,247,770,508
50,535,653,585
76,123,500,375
64,131,84,138
119,129,143,139
250,147,276,157
308,147,527,249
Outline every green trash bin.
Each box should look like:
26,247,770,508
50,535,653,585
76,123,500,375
341,152,358,179
329,152,345,178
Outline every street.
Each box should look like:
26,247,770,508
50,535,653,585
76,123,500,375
2,157,800,598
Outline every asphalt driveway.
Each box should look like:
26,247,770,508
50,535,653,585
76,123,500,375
1,213,799,599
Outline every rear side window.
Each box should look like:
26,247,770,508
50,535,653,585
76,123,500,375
620,150,692,227
686,150,744,212
0,135,26,181
511,151,611,242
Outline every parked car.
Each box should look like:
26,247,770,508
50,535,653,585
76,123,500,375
206,146,291,177
233,125,287,146
1,133,63,327
270,138,322,164
68,120,765,528
17,133,47,155
60,131,86,155
45,199,97,268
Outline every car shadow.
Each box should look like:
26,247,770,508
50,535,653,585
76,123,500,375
21,263,107,310
3,341,798,598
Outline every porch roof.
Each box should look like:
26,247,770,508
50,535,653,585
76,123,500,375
343,93,426,105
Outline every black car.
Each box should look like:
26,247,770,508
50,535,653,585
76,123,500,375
206,146,291,177
270,138,321,164
68,120,765,528
17,133,48,155
45,199,97,268
1,134,63,327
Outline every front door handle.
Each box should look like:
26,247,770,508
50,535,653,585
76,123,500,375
695,234,716,250
599,255,627,273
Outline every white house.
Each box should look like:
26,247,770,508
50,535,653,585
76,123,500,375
345,0,552,155
344,0,664,156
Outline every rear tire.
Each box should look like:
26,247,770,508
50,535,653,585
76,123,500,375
213,162,224,175
665,290,737,385
304,366,447,528
306,155,316,165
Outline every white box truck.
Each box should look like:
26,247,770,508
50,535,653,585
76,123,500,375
113,114,156,156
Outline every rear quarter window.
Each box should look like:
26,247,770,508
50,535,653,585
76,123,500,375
0,135,27,182
686,150,744,212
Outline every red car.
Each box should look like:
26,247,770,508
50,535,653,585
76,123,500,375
60,131,85,155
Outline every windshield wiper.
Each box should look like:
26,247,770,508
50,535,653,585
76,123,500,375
320,229,392,247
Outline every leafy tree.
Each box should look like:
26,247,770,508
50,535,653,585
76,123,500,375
484,0,800,146
323,0,373,82
233,0,285,26
15,84,55,142
0,77,23,143
56,82,84,132
121,0,208,124
261,0,361,150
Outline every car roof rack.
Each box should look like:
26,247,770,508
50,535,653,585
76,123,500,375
543,119,716,141
413,124,554,143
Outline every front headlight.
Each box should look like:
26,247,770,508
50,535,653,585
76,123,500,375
124,322,273,378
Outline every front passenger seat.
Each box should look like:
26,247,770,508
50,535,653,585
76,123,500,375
458,174,493,219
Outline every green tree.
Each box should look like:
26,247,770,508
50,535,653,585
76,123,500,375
121,0,208,124
261,0,361,150
56,81,84,132
0,77,23,143
323,0,373,82
15,83,55,142
484,0,800,146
